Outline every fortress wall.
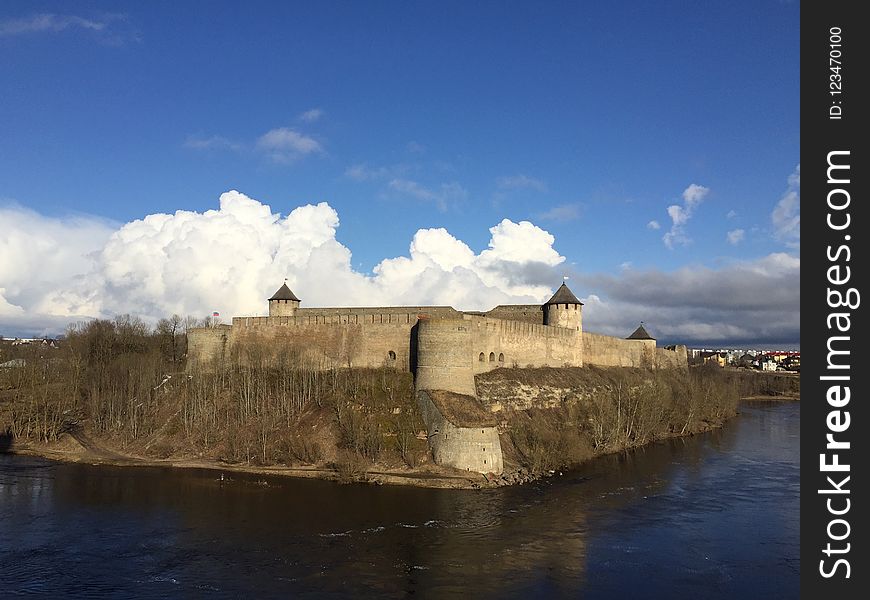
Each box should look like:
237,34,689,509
297,306,461,320
230,322,363,368
203,304,688,374
583,333,687,369
231,305,459,328
357,323,417,370
417,391,503,474
229,318,415,370
232,313,420,327
415,319,477,396
483,304,544,325
656,345,688,370
582,332,654,368
467,316,581,372
223,312,583,375
187,326,230,368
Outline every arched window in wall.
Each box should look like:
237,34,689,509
498,353,505,363
489,352,495,362
388,350,396,361
478,352,485,362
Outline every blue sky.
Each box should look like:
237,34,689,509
0,1,800,347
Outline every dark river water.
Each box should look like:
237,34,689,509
1,402,799,598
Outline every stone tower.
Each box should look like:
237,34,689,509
268,281,300,317
414,318,477,396
543,282,583,331
626,322,656,367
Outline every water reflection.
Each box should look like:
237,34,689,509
0,402,798,598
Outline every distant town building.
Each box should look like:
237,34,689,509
686,347,799,370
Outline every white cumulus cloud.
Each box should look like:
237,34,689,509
298,108,324,123
1,191,801,346
772,164,800,248
682,183,709,208
0,204,115,333
1,191,565,335
663,183,709,249
726,229,745,245
184,126,325,165
256,128,323,163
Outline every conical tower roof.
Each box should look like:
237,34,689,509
544,282,583,306
627,323,655,340
268,282,300,302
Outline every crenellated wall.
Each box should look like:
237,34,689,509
483,304,544,324
581,332,686,370
465,315,581,372
188,307,686,373
582,332,653,368
291,306,461,321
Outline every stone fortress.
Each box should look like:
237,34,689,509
189,281,688,476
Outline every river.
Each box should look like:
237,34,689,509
0,401,799,598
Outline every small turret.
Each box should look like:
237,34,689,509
268,281,300,317
626,323,655,341
543,282,583,331
627,322,656,367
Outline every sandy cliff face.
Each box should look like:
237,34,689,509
475,367,619,411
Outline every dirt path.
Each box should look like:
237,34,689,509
65,428,134,462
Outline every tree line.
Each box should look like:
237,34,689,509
0,317,425,472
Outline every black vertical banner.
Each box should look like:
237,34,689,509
802,2,868,596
